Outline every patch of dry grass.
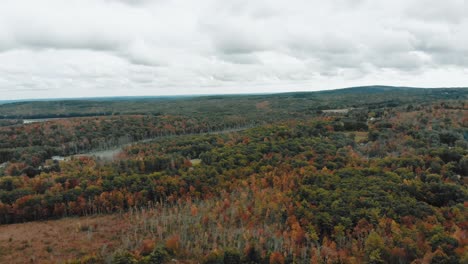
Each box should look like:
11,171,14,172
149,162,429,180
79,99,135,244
0,214,130,263
344,131,368,143
0,186,294,263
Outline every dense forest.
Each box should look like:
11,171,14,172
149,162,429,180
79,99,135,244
0,86,466,120
0,86,467,263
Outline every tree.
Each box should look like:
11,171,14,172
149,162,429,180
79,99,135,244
269,252,285,264
111,250,137,264
145,246,170,264
223,249,241,264
364,232,386,264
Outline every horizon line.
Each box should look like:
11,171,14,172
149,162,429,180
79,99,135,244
1,85,467,104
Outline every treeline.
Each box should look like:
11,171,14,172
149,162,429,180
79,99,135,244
0,112,131,120
0,119,23,127
0,86,466,120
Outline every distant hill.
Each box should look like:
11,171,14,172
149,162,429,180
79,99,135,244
269,86,468,101
318,85,418,94
317,85,467,94
0,85,466,119
1,85,467,104
0,95,200,105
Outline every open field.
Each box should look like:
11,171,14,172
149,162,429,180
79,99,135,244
0,214,129,263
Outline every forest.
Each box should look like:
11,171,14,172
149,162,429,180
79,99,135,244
0,86,466,263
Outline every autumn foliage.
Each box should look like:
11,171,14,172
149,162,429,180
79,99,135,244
0,97,466,263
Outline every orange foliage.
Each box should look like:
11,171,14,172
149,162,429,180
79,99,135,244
269,251,285,264
165,234,180,253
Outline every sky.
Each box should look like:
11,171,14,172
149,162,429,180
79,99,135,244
0,0,467,100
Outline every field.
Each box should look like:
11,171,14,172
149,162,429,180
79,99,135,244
0,214,128,263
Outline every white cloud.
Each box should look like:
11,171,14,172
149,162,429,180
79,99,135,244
0,0,466,99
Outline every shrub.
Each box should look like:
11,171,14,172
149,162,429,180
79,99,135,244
223,248,241,264
145,246,170,264
202,249,224,264
111,250,137,264
269,252,285,264
243,245,262,263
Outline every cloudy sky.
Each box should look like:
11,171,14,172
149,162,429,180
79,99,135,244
0,0,467,99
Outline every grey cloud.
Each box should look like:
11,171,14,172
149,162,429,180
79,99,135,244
201,21,272,55
121,40,168,67
405,0,467,24
217,54,261,65
0,0,467,100
107,0,153,6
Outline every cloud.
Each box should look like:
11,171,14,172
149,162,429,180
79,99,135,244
405,0,467,24
0,0,466,99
